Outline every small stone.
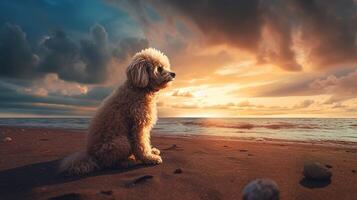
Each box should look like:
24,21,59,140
100,190,113,195
174,168,183,174
239,149,248,152
303,162,332,181
3,137,12,142
242,179,280,200
325,164,333,169
48,193,83,200
132,175,153,185
352,170,356,173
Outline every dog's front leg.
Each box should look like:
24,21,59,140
131,127,162,165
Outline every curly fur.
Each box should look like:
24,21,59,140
59,48,175,175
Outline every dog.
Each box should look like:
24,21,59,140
59,48,175,175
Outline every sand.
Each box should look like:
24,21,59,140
0,126,356,200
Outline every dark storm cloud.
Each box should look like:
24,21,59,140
294,0,357,68
40,24,111,84
0,22,148,84
111,0,357,71
155,0,263,51
113,37,149,60
0,23,40,78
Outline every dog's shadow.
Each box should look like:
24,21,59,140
0,159,149,199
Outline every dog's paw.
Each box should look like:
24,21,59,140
151,147,161,155
143,155,162,165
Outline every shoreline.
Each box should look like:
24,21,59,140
2,125,357,148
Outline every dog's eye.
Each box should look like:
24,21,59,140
157,66,163,73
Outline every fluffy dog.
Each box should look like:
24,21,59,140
59,48,175,175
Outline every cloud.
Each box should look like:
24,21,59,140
110,0,357,71
310,70,357,102
113,37,149,60
293,0,357,68
293,99,315,108
236,77,316,97
39,24,149,84
39,24,111,84
0,23,40,79
0,80,117,116
21,74,89,97
237,69,357,103
0,22,149,85
171,90,194,97
0,21,150,116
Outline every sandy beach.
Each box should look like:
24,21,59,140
0,127,356,200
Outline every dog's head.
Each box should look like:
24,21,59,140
126,48,175,91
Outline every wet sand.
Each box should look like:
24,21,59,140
0,127,356,200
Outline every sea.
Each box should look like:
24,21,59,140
0,118,356,143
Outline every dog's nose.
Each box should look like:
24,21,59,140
170,72,176,78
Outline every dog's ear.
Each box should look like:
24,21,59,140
126,59,149,88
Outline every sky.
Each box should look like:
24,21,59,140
0,0,356,118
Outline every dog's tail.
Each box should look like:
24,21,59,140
58,151,99,176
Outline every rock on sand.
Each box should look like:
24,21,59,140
303,162,332,181
3,137,12,142
242,179,280,200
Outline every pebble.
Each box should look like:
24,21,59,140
125,175,154,188
242,179,280,200
174,168,183,174
164,144,178,150
100,190,113,195
47,193,83,200
303,162,332,181
133,175,154,184
325,164,333,169
3,137,12,142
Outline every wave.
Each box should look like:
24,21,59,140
182,121,317,130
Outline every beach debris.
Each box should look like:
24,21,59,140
100,190,113,195
125,175,154,188
248,154,253,156
239,149,248,152
242,179,280,200
47,193,83,200
303,162,332,181
3,137,12,142
224,145,228,147
174,168,183,174
325,164,333,169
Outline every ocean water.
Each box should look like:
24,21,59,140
0,118,356,143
